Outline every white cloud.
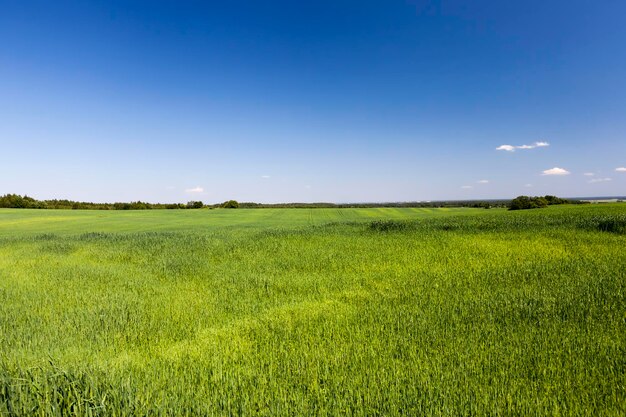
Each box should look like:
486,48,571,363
588,177,612,184
261,175,271,179
542,167,570,176
477,180,489,184
583,173,595,177
496,145,516,152
524,184,533,187
185,186,204,193
616,167,626,172
496,141,550,152
461,185,473,189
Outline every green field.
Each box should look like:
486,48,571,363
1,205,625,415
0,207,481,236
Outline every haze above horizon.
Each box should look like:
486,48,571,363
2,1,625,203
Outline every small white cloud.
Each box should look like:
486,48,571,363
542,167,570,176
185,186,204,193
305,185,311,189
588,177,612,184
496,145,516,152
616,167,626,172
524,184,533,187
496,141,550,152
477,180,489,184
583,173,595,177
461,185,473,189
261,175,271,179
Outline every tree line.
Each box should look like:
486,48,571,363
1,193,584,211
232,201,507,209
0,194,204,210
509,195,575,210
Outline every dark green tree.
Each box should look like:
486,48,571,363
509,196,549,210
222,200,239,208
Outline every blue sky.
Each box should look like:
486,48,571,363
1,0,625,203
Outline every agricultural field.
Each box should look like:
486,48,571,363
0,204,625,416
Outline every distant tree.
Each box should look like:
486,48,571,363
0,194,40,208
534,196,549,208
510,195,549,210
187,201,204,209
0,194,22,208
222,200,239,208
544,195,569,205
510,196,529,210
129,201,149,210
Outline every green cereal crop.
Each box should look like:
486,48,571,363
0,204,624,415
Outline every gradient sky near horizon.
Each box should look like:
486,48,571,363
1,0,625,203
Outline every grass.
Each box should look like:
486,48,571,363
0,204,625,415
0,207,481,236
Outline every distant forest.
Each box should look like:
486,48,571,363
0,194,203,210
0,193,584,210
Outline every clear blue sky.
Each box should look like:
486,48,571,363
1,0,625,203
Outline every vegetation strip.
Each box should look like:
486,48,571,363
0,204,624,415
